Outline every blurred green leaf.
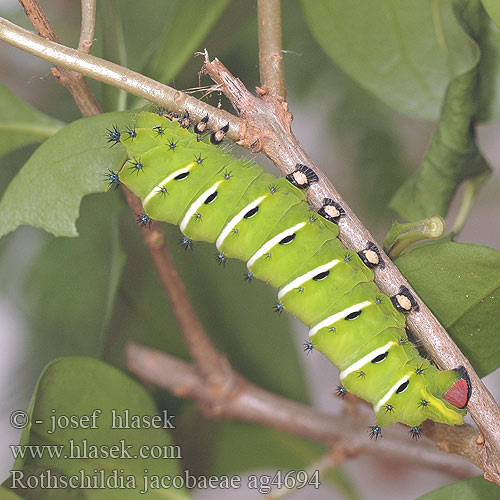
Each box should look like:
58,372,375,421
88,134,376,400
416,476,500,499
94,0,178,75
330,70,411,228
0,486,25,499
301,0,478,122
482,0,500,29
5,357,190,499
146,0,231,85
395,241,500,377
0,111,134,239
208,421,361,500
23,194,126,366
390,1,491,221
0,85,63,158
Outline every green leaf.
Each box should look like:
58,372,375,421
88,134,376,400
389,1,491,221
395,241,500,377
0,111,134,239
0,486,25,499
23,195,126,364
482,0,500,30
300,0,478,122
5,357,190,499
416,476,500,499
146,0,231,85
0,85,63,158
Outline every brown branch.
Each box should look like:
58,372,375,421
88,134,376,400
0,17,242,138
201,54,500,484
257,0,286,99
78,0,96,54
127,343,479,479
17,0,101,117
14,6,231,384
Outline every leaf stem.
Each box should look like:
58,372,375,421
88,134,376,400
383,216,445,258
450,173,490,239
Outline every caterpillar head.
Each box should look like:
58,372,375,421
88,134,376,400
442,366,472,410
419,366,471,426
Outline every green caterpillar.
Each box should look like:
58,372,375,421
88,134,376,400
105,111,471,439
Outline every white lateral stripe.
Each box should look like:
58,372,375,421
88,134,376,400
308,301,372,337
374,373,412,413
339,342,395,380
143,165,194,206
247,222,306,269
278,259,340,300
216,196,267,250
179,180,223,233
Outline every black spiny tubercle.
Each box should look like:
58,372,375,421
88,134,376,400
243,271,254,283
273,302,284,314
369,426,383,440
128,158,144,174
409,426,423,439
215,252,227,266
153,125,165,137
105,125,121,146
195,154,206,165
136,213,152,229
303,341,314,354
335,385,347,398
179,236,194,250
103,169,120,190
125,126,137,140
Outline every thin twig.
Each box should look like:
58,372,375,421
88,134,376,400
257,0,286,99
0,17,241,138
126,343,479,478
202,54,500,484
78,0,96,54
16,0,101,117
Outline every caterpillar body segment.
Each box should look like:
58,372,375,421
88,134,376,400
112,111,470,432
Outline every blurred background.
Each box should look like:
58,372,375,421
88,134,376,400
1,0,499,498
